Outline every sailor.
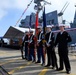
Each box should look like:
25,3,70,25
45,25,58,70
28,30,35,62
21,31,29,59
55,24,72,74
36,26,45,66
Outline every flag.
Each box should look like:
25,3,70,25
43,6,46,34
29,14,32,31
29,14,32,27
42,7,46,60
35,12,39,34
34,12,39,45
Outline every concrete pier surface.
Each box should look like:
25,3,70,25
0,47,76,75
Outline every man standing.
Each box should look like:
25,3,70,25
55,24,72,74
36,26,43,63
21,31,29,59
45,25,58,70
36,26,45,66
29,30,35,62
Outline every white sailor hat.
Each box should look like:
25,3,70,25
37,26,42,29
58,24,65,27
29,30,33,33
25,31,28,33
46,25,52,28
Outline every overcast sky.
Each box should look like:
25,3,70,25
0,0,76,36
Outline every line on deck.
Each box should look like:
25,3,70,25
8,61,32,75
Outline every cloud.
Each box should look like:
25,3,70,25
0,0,33,20
0,0,31,9
0,0,76,21
0,9,7,20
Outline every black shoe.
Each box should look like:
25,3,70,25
28,59,32,61
41,63,45,66
35,61,40,63
45,65,50,67
22,55,25,59
55,68,59,71
51,67,55,69
57,68,63,71
32,60,35,63
66,71,71,74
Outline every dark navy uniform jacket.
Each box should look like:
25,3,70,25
22,35,29,47
45,32,55,49
37,32,43,47
29,35,35,48
55,31,72,50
